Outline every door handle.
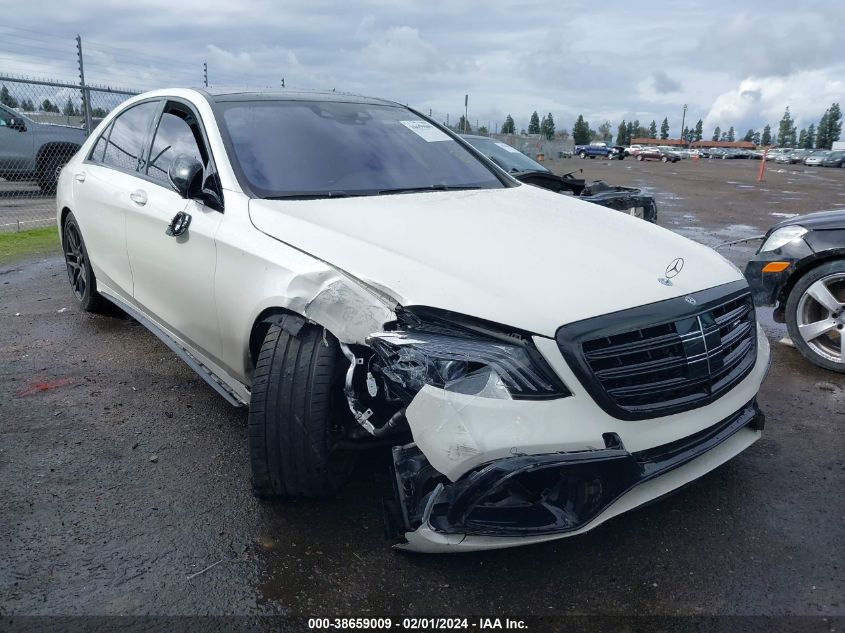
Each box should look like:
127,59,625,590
129,189,148,206
74,172,86,183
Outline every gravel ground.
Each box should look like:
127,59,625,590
0,158,843,620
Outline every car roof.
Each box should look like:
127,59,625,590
199,87,400,107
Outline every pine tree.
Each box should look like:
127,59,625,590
501,114,515,134
761,124,772,146
572,115,591,145
798,129,808,149
682,126,690,142
596,121,612,142
659,117,670,139
528,111,540,135
541,112,555,140
694,119,703,142
743,129,754,142
727,126,735,142
0,85,19,108
805,124,816,149
752,131,761,145
62,98,77,116
617,120,628,146
712,126,721,142
648,120,657,139
626,121,635,142
777,107,797,147
631,119,641,138
816,103,842,149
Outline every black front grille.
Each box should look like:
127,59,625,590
556,280,758,420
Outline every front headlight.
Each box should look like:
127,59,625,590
759,225,807,252
367,316,569,401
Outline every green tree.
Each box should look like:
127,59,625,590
596,121,612,142
659,117,670,139
616,120,628,146
743,129,754,142
798,128,808,149
777,107,797,147
540,112,555,140
91,106,108,118
62,97,78,117
752,131,761,145
726,126,735,142
572,114,591,145
804,124,815,149
815,103,842,149
694,119,703,142
682,126,690,142
501,114,515,134
19,97,35,111
528,111,540,135
456,115,471,133
761,124,772,146
477,125,488,135
0,85,19,108
712,126,721,142
648,120,657,138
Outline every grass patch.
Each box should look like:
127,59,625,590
0,226,61,265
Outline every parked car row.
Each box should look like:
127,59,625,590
771,148,845,167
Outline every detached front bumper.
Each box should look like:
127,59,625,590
390,400,764,553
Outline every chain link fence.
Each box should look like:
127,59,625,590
0,75,138,232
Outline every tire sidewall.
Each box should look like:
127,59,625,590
62,212,101,312
785,259,845,373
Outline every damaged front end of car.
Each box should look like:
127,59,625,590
387,399,764,549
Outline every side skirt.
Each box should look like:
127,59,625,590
98,287,249,408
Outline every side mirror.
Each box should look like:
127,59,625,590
9,117,27,132
168,154,203,199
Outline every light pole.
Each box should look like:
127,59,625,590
464,94,468,133
681,103,688,145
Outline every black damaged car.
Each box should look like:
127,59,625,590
462,135,657,222
744,209,845,372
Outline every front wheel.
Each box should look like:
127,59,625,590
62,212,108,313
785,260,845,373
249,323,357,497
661,156,668,163
637,154,644,161
579,151,587,159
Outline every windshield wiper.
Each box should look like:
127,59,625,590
377,184,482,195
263,191,353,200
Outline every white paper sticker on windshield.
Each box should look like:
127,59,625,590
400,120,451,142
494,142,521,154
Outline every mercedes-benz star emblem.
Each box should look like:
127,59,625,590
665,257,685,279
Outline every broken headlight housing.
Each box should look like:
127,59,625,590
367,308,569,401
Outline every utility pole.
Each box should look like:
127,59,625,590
281,78,285,88
76,35,92,134
464,94,468,133
680,103,687,145
203,62,208,87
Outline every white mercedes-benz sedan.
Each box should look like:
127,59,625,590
56,88,770,553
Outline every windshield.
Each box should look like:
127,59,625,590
461,136,548,173
217,100,505,198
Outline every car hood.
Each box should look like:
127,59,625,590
773,208,845,231
249,185,742,336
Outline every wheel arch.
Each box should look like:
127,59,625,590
36,142,82,167
248,306,309,370
775,250,845,317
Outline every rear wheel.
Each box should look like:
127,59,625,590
62,212,108,313
785,260,845,373
661,156,668,163
637,154,644,161
249,323,357,498
579,151,587,159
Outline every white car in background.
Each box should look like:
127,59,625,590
56,88,770,552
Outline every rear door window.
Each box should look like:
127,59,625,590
101,101,159,173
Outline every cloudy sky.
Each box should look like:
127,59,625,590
2,0,843,139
